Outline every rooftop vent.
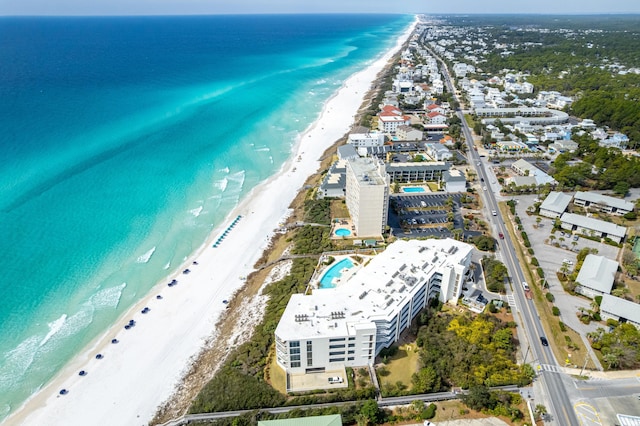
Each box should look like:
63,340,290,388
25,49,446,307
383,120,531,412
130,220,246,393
359,291,368,300
295,314,309,322
330,311,345,319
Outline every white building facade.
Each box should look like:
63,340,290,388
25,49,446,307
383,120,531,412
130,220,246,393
347,131,385,148
274,239,473,375
345,157,390,238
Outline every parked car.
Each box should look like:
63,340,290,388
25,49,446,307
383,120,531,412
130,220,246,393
540,336,549,346
328,376,343,384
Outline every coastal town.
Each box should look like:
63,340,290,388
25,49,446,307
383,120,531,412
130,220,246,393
172,15,640,426
8,13,640,426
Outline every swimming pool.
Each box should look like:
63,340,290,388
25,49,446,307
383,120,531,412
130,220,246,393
335,228,351,237
402,187,425,193
319,258,354,288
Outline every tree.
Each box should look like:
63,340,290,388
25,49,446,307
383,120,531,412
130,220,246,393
412,366,438,393
535,217,542,228
534,404,548,421
360,400,381,425
461,385,497,411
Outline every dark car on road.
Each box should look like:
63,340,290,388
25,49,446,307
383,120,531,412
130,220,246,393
540,336,549,346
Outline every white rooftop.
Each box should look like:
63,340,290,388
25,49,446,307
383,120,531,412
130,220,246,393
601,294,640,326
539,191,573,214
275,239,472,342
560,213,627,239
575,254,618,294
347,157,387,186
575,191,634,212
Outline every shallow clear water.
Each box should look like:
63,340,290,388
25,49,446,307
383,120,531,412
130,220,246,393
0,14,411,418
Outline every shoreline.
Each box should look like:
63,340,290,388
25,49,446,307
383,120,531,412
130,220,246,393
4,18,417,426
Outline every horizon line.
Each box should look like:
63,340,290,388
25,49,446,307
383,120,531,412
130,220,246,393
2,12,640,18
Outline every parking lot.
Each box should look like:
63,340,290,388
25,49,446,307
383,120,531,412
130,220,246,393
388,193,480,240
514,194,620,369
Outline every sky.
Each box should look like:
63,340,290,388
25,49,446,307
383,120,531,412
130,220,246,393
2,0,640,16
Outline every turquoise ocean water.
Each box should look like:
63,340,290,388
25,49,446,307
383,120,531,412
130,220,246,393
0,14,412,418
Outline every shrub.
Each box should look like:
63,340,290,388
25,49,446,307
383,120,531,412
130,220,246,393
528,248,535,255
552,306,560,316
537,267,545,278
422,403,437,420
545,292,555,303
606,318,619,327
624,211,637,220
559,321,567,332
531,257,539,266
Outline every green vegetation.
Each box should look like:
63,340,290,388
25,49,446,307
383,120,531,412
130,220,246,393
587,323,640,370
481,257,508,293
551,135,640,190
460,385,524,422
190,256,316,413
291,225,333,254
414,311,533,391
303,198,331,225
471,235,496,251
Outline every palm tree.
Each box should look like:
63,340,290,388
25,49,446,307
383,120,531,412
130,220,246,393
571,241,578,251
536,217,542,228
549,235,556,245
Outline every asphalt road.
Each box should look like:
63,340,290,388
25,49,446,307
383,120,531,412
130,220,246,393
435,55,580,425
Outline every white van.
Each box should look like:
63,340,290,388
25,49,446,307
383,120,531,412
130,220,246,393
328,376,343,384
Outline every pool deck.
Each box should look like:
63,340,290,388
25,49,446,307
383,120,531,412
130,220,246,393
331,218,356,239
311,254,369,290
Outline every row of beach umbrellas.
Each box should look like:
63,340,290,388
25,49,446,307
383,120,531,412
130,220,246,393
212,215,242,248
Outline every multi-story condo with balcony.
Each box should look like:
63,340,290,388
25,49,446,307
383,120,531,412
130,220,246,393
274,238,473,376
345,157,389,238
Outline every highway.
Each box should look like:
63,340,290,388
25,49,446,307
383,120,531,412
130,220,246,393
434,52,580,425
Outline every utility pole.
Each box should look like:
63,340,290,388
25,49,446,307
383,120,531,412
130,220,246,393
523,345,530,365
580,352,589,376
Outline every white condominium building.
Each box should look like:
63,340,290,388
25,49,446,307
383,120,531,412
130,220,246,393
345,157,389,238
347,131,385,148
275,238,473,375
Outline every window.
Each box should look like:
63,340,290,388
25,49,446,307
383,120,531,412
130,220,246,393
348,343,355,348
329,338,346,342
290,348,300,354
329,351,345,356
291,354,300,361
348,337,355,341
348,350,354,354
289,341,300,348
329,358,345,362
347,357,355,361
291,361,300,368
329,344,345,349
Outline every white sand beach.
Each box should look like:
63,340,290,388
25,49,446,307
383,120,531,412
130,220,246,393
5,20,416,426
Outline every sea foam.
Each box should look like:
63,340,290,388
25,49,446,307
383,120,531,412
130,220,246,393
136,247,156,264
90,282,127,310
